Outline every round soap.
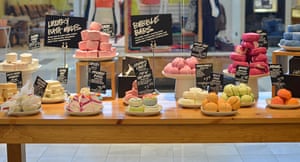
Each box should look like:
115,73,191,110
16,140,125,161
128,97,143,107
142,95,157,106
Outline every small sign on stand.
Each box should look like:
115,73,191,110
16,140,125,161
57,67,68,84
196,63,213,90
88,62,106,93
6,71,22,88
269,64,285,89
133,60,155,95
235,65,250,84
33,76,48,97
209,73,224,93
191,42,208,58
29,33,41,50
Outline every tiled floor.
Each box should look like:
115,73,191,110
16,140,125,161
0,45,297,162
1,143,300,162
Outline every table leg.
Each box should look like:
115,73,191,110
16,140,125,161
7,144,26,162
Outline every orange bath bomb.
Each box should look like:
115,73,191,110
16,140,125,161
207,92,218,103
286,98,299,105
277,89,292,100
271,96,284,105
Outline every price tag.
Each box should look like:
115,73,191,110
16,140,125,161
90,71,106,93
29,33,40,50
209,73,223,93
133,60,155,95
235,65,250,83
6,71,22,88
269,64,285,88
191,42,208,58
33,76,48,97
57,67,68,84
196,63,213,90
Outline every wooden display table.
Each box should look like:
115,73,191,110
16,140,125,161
76,59,116,99
2,92,300,162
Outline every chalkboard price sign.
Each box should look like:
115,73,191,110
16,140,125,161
130,14,173,47
209,73,224,93
196,63,213,90
44,15,86,48
57,67,68,84
90,71,106,93
101,24,114,36
88,62,101,86
133,60,155,95
29,33,40,50
33,76,48,97
191,42,208,58
6,71,22,88
235,65,250,83
269,64,284,88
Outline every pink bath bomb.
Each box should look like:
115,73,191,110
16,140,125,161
172,57,185,69
185,56,199,69
179,65,192,74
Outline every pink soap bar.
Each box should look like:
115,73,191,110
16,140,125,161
100,32,110,42
81,30,101,41
86,50,98,58
86,40,99,50
75,49,87,57
89,21,102,31
249,68,265,75
98,51,111,56
252,54,268,62
230,52,247,62
242,32,260,42
100,42,112,51
78,41,87,50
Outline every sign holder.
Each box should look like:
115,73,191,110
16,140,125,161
150,40,159,94
62,42,68,68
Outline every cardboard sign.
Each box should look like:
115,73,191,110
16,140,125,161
6,71,22,88
235,65,250,83
90,71,106,93
130,14,173,47
196,63,213,90
269,64,284,88
57,67,68,84
133,60,155,95
191,42,208,58
29,33,40,50
44,15,86,48
33,76,48,97
209,73,223,93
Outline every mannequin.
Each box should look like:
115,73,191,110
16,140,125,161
183,0,219,50
87,0,122,36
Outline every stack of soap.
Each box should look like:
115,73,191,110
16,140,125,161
43,80,65,99
0,83,18,102
75,21,116,58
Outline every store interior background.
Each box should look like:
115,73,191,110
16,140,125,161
1,0,298,94
1,1,300,162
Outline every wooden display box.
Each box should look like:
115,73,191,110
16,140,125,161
76,60,116,100
117,73,136,98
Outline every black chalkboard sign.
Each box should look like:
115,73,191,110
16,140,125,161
33,76,48,97
235,65,250,83
44,15,86,48
57,67,68,84
269,64,284,88
133,60,155,95
196,63,213,90
209,73,224,93
6,71,22,88
191,42,208,58
90,71,106,93
130,14,173,47
88,62,101,86
101,24,114,36
256,30,268,49
29,33,40,50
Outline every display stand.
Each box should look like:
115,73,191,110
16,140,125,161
162,71,196,99
223,69,269,99
75,59,117,100
0,66,41,86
